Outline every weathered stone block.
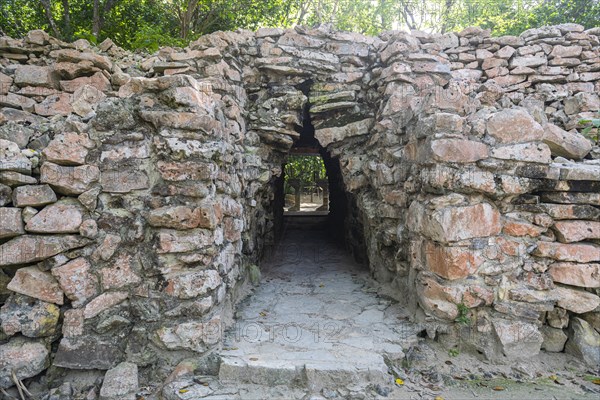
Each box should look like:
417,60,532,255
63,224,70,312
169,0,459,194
424,241,483,280
0,337,49,388
0,207,24,239
542,124,592,159
409,201,501,242
540,326,567,352
43,132,94,165
314,118,372,147
156,316,221,352
0,294,60,337
53,336,123,370
12,184,56,207
565,318,600,368
41,162,100,195
0,138,31,174
148,204,221,230
164,270,222,299
554,286,600,314
490,142,551,164
7,266,64,304
549,262,600,288
99,253,141,290
486,109,544,144
157,229,215,253
492,319,543,359
14,65,55,88
100,362,138,400
51,258,99,307
533,242,600,263
25,199,84,233
430,139,489,163
552,220,600,243
83,291,128,319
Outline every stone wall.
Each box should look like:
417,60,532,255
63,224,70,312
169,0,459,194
0,23,599,387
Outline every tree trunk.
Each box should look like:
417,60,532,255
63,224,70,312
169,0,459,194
92,0,101,38
61,0,71,39
39,0,61,38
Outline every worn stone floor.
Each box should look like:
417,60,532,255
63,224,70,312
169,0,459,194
217,219,419,392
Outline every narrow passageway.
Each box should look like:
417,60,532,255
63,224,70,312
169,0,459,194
218,216,420,392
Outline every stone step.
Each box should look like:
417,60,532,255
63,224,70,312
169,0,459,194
218,355,391,391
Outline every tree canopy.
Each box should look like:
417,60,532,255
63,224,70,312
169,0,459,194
1,0,598,50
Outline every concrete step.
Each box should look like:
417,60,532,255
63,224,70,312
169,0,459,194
218,354,392,391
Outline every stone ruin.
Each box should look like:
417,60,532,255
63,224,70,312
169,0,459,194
0,23,599,394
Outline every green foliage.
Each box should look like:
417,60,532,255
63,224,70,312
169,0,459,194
579,111,600,144
1,1,599,50
455,302,471,325
448,347,460,357
284,155,326,191
131,25,185,52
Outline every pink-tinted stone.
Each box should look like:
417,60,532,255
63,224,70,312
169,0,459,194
14,65,55,88
549,263,600,288
415,202,502,242
502,218,544,237
552,220,600,243
486,109,544,143
92,234,121,261
34,93,73,116
148,204,221,230
100,169,149,193
0,235,88,266
424,241,484,280
0,207,24,239
43,132,94,165
51,258,99,307
12,184,56,207
7,266,64,305
429,139,489,163
542,124,592,159
60,72,111,93
40,162,100,195
0,338,49,388
157,229,214,253
490,142,551,163
84,291,128,319
25,200,84,233
99,253,141,290
62,309,84,337
554,286,600,314
54,49,113,71
550,45,582,58
164,270,222,299
157,161,217,182
533,242,600,263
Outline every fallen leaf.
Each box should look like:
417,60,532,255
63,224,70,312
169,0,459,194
434,396,444,400
179,389,189,393
395,378,404,385
249,357,258,361
592,378,600,385
259,311,267,317
319,283,324,287
493,386,505,391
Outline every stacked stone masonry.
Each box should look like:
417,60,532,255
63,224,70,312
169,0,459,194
0,24,600,387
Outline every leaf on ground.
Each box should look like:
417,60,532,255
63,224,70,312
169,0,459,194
179,389,189,393
593,379,600,385
434,396,444,400
493,386,505,391
395,378,404,385
259,311,267,317
249,357,258,361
